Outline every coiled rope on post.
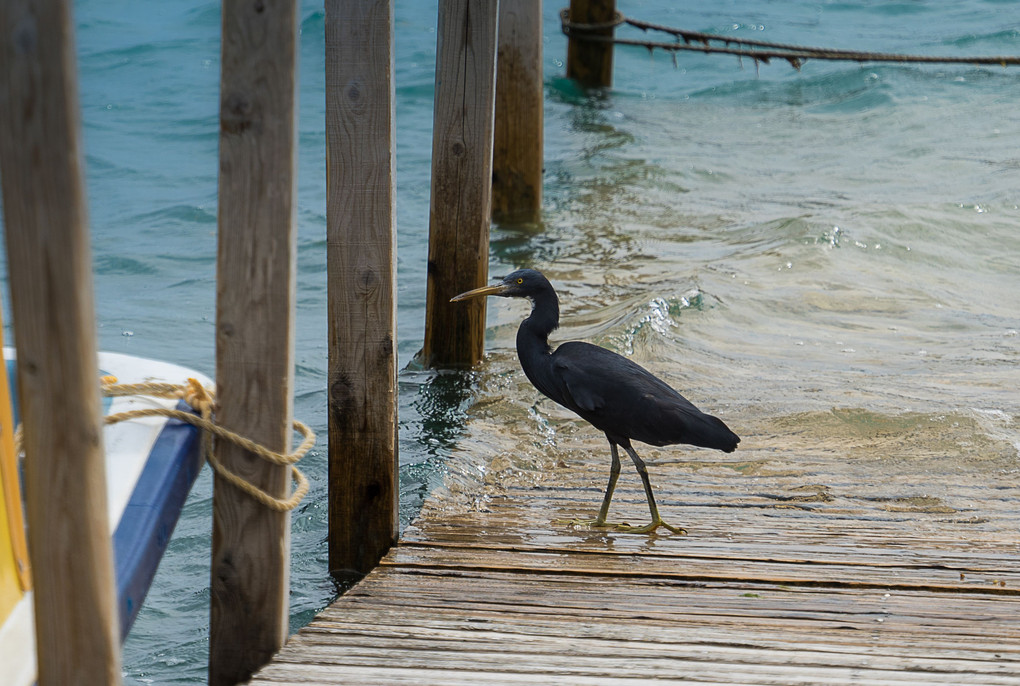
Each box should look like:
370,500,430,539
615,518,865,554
14,378,315,512
561,8,1020,70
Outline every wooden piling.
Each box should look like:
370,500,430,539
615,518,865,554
324,0,399,578
210,0,299,683
0,1,120,684
566,0,616,88
421,0,500,368
492,0,544,225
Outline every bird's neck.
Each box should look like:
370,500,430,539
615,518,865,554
516,286,560,367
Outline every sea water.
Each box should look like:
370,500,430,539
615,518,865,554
1,1,1018,683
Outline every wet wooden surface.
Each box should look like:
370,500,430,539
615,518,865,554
252,414,1020,684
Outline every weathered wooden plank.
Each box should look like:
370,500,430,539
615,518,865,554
420,0,500,367
331,595,1020,641
340,567,1020,620
396,530,1020,571
304,582,1020,640
210,0,299,683
255,653,1020,686
378,544,1020,594
263,601,1020,683
408,511,1020,549
257,643,1020,685
397,529,1017,573
317,606,1018,646
255,655,1020,686
298,620,1018,670
324,0,399,578
296,618,1020,663
329,600,1018,645
492,0,543,224
0,1,120,684
292,634,1020,675
254,662,746,686
405,516,1018,555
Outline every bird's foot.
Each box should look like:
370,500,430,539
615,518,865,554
556,517,686,535
555,517,616,529
611,519,687,535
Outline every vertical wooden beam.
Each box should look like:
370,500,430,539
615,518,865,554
566,0,616,88
0,1,120,684
421,0,500,368
325,0,398,577
210,0,298,683
492,0,544,225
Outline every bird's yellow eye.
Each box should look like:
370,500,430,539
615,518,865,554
517,278,523,284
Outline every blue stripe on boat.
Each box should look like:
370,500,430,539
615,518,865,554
111,400,204,639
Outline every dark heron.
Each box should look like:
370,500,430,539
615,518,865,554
452,268,740,534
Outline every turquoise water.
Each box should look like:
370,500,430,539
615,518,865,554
1,1,1019,683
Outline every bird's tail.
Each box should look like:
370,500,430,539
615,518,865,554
687,412,740,453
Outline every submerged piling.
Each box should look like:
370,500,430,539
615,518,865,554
421,0,500,368
210,0,299,683
493,0,544,225
325,0,400,579
566,0,616,88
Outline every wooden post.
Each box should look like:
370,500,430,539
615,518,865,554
0,1,120,684
492,0,544,225
421,0,500,368
210,0,298,683
566,0,616,88
324,0,399,578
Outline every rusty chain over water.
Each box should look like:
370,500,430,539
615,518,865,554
561,9,1020,71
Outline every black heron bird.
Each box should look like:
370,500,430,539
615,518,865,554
451,268,740,534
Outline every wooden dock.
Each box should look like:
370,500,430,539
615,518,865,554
251,411,1020,684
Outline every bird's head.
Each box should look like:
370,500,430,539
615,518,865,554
450,269,552,302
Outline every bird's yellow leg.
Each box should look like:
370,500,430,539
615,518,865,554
613,444,688,535
558,442,687,534
557,443,626,528
610,514,687,535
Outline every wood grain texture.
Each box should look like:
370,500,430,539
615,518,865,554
566,0,616,88
0,2,120,684
421,0,500,368
210,0,298,683
250,416,1020,684
492,0,544,224
325,0,399,577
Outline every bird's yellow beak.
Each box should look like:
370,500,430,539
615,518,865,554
450,283,507,302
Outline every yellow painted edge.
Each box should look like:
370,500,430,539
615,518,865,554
0,314,30,596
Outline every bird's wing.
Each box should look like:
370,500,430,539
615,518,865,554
553,358,603,412
550,342,624,413
550,342,739,451
551,342,679,414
